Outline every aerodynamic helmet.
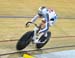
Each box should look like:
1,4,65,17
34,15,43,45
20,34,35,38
38,6,48,17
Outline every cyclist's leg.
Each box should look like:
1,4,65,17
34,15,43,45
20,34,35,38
34,20,48,43
38,19,49,37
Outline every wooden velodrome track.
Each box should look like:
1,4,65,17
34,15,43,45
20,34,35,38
0,0,75,58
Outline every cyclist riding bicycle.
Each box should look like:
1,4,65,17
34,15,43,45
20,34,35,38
26,6,57,43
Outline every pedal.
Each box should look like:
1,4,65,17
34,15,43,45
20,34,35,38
34,39,39,43
34,40,46,44
36,41,45,44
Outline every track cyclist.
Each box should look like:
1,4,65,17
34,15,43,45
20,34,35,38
26,6,57,43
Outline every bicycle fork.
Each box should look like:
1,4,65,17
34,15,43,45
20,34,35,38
32,27,39,43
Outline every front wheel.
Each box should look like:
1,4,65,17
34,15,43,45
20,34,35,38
16,31,33,50
36,32,51,49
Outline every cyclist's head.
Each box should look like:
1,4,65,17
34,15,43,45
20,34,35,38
38,6,46,17
38,6,46,11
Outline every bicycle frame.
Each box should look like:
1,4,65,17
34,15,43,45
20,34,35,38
32,23,44,43
16,23,51,50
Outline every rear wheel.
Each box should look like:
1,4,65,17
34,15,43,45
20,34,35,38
16,31,33,50
36,32,51,49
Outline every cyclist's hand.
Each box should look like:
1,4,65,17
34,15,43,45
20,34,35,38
25,22,32,27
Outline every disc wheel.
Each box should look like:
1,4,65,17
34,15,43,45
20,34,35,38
16,31,33,50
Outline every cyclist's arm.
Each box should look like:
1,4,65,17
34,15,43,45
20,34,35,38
31,14,39,23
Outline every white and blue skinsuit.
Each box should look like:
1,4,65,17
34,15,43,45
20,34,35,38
31,7,57,37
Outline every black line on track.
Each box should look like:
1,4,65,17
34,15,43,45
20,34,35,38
0,16,75,19
0,36,75,42
0,45,75,56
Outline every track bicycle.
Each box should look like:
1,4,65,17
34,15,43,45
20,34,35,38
16,23,51,50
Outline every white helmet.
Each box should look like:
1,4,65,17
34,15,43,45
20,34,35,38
38,6,48,16
38,6,46,11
